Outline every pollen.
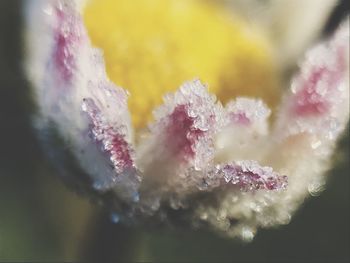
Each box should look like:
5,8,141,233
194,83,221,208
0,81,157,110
84,0,280,129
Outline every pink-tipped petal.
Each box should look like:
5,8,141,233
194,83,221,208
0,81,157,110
135,80,227,211
138,80,225,172
25,0,138,199
276,19,349,141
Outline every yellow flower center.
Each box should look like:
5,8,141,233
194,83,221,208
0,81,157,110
84,0,280,129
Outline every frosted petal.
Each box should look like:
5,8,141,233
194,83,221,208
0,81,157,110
215,98,271,162
276,19,349,141
25,0,138,199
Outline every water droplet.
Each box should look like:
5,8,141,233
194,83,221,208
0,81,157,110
308,181,325,196
93,181,103,190
241,227,254,242
311,140,321,149
110,212,120,224
132,192,140,202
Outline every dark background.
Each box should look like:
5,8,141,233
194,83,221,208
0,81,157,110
0,0,349,262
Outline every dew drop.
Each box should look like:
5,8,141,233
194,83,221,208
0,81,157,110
241,226,254,242
308,181,325,196
110,212,120,224
132,192,140,202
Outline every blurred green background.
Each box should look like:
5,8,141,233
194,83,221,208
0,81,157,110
0,0,349,262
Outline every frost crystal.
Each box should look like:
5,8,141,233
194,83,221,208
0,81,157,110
25,0,349,240
216,161,287,191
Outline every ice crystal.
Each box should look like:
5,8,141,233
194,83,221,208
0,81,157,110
25,0,349,239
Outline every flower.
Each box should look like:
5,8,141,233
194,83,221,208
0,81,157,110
24,0,349,239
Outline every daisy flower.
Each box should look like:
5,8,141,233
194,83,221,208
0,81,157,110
24,0,349,239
